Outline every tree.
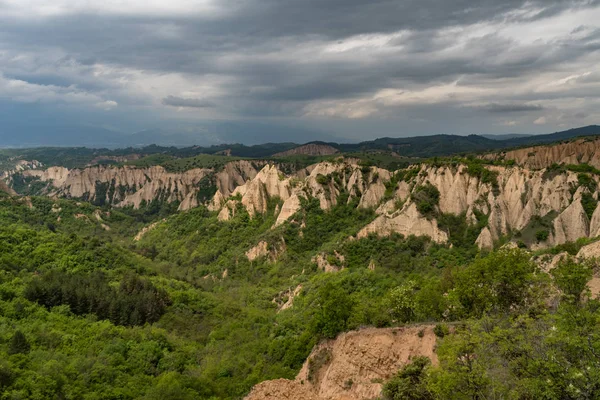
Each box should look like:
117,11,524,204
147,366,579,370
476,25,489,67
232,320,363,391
551,258,593,304
451,249,542,318
387,281,417,323
312,281,354,339
411,184,440,217
383,356,433,400
8,330,30,355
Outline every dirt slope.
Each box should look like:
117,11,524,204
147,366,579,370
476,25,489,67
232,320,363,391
245,325,437,400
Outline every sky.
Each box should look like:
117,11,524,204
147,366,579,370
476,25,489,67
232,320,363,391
0,0,599,146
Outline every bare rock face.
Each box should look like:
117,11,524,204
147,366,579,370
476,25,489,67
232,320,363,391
19,160,263,210
218,200,238,221
577,240,600,259
219,160,393,225
246,326,438,400
485,137,600,169
230,164,293,217
588,203,600,237
246,241,269,261
0,180,16,196
275,193,304,226
312,252,345,272
475,227,494,250
134,220,165,241
272,285,303,313
361,163,589,248
215,160,264,196
552,198,589,245
246,238,286,262
244,379,323,400
358,203,448,243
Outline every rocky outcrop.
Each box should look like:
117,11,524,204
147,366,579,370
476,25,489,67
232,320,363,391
10,151,600,251
273,143,339,158
577,240,600,259
312,252,345,272
484,137,600,169
134,220,165,241
361,164,590,247
358,203,449,243
218,160,393,225
246,241,269,261
272,285,303,313
245,379,322,400
0,180,16,195
246,239,286,262
15,160,263,210
552,196,589,244
245,326,437,400
475,227,493,250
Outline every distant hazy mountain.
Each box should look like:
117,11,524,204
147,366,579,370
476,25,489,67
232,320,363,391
0,121,340,148
481,134,533,140
1,121,599,160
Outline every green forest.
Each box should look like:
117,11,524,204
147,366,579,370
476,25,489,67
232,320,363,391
0,177,598,399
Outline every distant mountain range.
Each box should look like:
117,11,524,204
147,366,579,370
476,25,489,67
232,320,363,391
2,124,599,160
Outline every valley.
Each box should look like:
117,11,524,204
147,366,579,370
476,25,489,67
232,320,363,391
1,133,600,399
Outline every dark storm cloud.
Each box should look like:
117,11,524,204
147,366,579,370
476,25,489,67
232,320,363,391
162,96,215,108
0,0,599,144
482,103,545,113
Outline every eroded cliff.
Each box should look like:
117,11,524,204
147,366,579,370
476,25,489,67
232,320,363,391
245,326,437,400
484,137,600,169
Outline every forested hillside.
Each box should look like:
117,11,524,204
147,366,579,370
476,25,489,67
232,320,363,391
1,136,600,399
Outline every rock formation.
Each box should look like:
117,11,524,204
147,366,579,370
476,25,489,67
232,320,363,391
484,137,600,169
8,147,600,250
13,160,263,211
245,326,437,400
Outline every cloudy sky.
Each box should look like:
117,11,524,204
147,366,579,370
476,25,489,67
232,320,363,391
0,0,599,145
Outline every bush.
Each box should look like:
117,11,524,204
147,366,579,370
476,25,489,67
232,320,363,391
411,184,440,217
451,249,542,318
535,230,549,242
551,258,593,304
433,324,450,338
581,192,598,220
316,174,330,185
311,282,355,339
382,356,433,400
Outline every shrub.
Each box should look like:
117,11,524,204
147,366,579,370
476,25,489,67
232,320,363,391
577,173,597,192
382,356,433,400
551,258,593,304
316,174,330,185
535,230,549,242
433,324,449,338
581,192,598,220
411,184,440,218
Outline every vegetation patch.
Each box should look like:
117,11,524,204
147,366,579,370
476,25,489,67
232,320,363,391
581,192,598,220
25,271,171,326
410,183,440,218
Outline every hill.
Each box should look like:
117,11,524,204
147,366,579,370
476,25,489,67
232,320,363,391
1,128,600,399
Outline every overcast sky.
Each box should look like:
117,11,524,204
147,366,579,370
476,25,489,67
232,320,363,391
1,0,599,144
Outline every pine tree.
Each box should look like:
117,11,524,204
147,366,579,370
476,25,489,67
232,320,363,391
8,330,30,355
